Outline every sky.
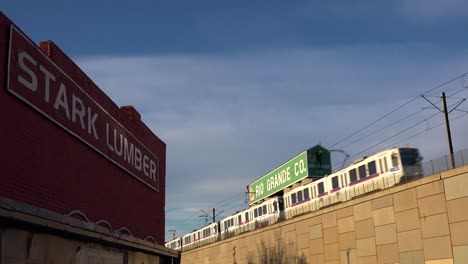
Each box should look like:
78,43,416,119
2,1,468,242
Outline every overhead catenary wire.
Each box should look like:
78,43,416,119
328,72,468,150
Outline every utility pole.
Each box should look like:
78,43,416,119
441,92,455,169
200,208,224,224
422,92,466,169
169,229,176,239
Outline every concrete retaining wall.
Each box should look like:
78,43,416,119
182,165,468,264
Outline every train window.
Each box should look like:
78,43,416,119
331,176,339,189
298,191,303,202
304,188,310,200
349,169,357,182
400,149,420,165
318,182,325,194
379,159,383,173
258,207,263,216
230,218,234,226
292,193,297,204
273,201,278,212
254,209,258,218
245,212,249,222
391,154,398,167
358,165,366,179
263,205,267,214
214,226,217,234
238,215,242,224
368,161,376,175
384,157,388,172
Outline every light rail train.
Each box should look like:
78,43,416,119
165,147,422,251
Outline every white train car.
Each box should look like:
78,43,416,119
181,222,219,251
220,196,283,238
284,147,421,218
165,237,181,251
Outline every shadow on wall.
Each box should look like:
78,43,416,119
242,232,307,264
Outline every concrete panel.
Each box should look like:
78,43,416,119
324,243,339,261
417,180,444,199
397,229,423,252
423,236,453,260
297,233,309,250
441,164,468,179
310,253,325,264
375,223,397,245
371,195,393,210
297,248,310,263
310,224,323,239
33,234,83,264
309,215,322,226
1,229,31,264
395,208,420,232
336,206,354,219
338,232,356,251
296,220,310,236
453,245,468,264
400,250,425,264
376,243,399,264
310,238,324,254
418,193,447,217
340,249,357,264
373,206,395,226
357,255,377,264
356,237,376,257
338,216,354,234
322,212,337,229
420,213,450,238
393,188,417,212
324,227,338,245
447,196,468,223
450,221,468,246
444,173,468,200
425,259,454,264
353,201,372,221
355,219,375,239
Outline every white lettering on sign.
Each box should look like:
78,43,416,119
8,26,159,191
294,159,306,176
106,123,156,180
18,50,100,140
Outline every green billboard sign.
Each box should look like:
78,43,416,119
248,145,331,205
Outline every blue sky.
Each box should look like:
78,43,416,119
3,1,468,241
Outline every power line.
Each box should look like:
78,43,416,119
328,72,468,150
348,111,441,160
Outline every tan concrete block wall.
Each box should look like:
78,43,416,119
181,165,468,264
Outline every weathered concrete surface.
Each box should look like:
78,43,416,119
182,165,468,264
0,198,179,264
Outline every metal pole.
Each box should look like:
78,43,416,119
212,208,215,223
441,92,456,169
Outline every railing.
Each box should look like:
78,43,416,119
421,148,468,175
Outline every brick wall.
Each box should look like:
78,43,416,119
182,165,468,264
0,12,166,244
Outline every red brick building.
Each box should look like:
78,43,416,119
0,12,166,245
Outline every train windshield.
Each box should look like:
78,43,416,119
400,149,420,166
